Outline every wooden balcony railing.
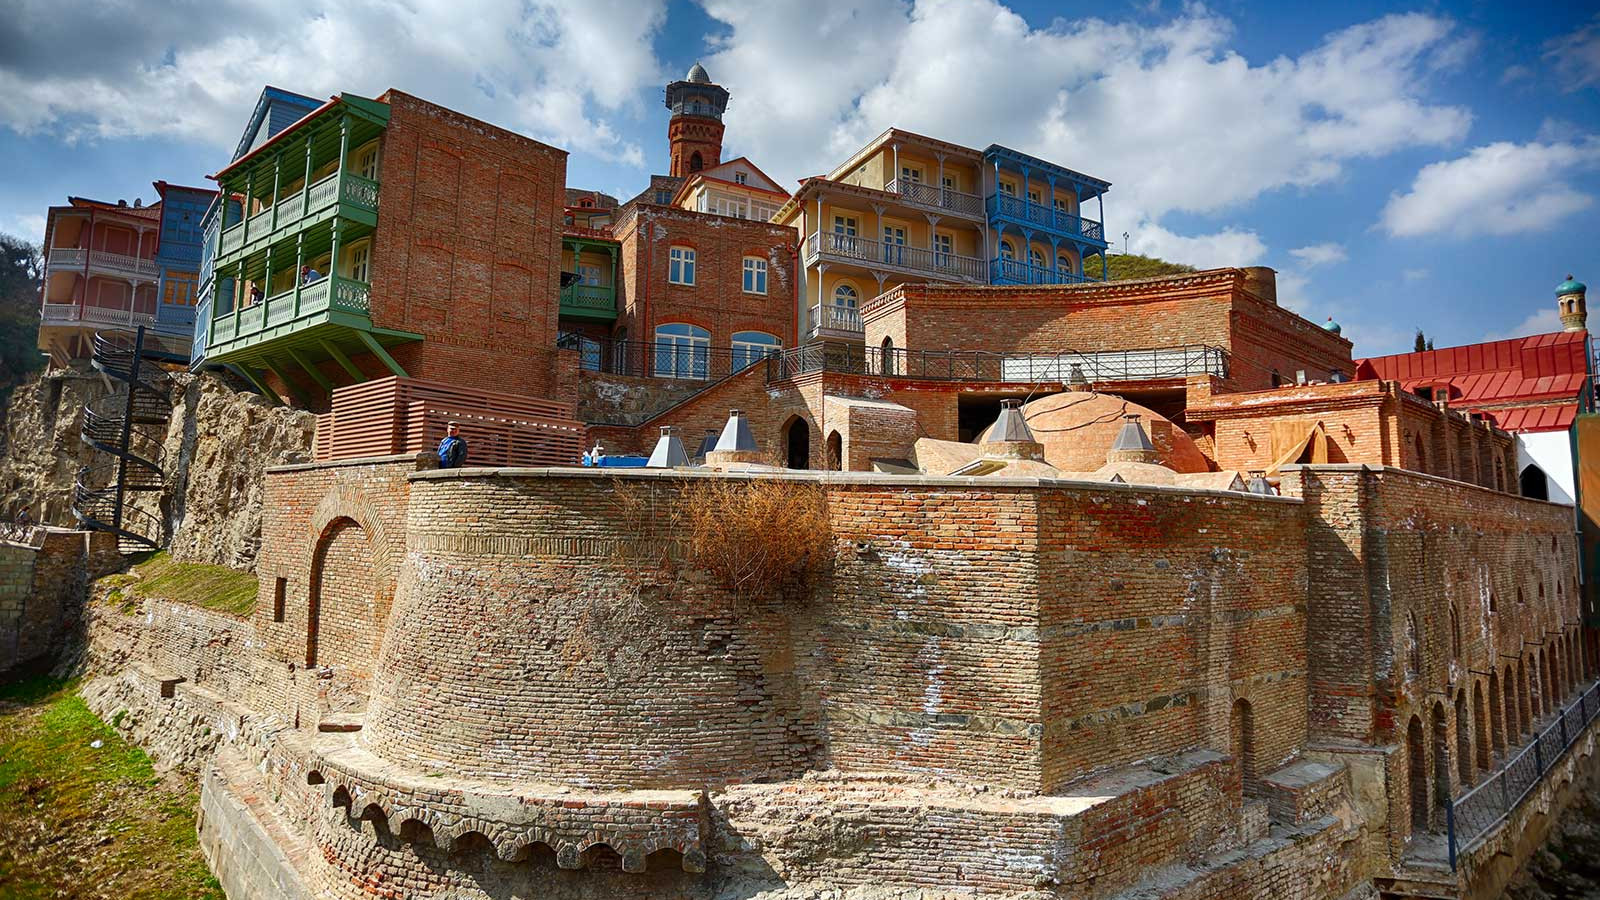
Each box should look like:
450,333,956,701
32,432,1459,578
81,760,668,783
207,275,371,349
47,247,159,279
990,258,1094,286
987,193,1105,242
883,178,985,218
217,171,381,260
805,230,986,282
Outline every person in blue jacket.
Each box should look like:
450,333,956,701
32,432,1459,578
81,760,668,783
438,422,467,468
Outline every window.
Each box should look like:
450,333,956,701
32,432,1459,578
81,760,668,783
734,172,747,185
1057,254,1073,275
352,141,380,181
654,190,672,204
833,283,859,309
901,166,923,183
1000,240,1015,261
832,215,858,237
1029,248,1044,269
742,256,768,294
578,264,602,286
1028,189,1042,204
668,246,696,285
731,331,781,369
933,232,953,266
1053,197,1067,212
999,181,1016,197
273,577,286,622
654,323,710,379
348,241,371,284
942,174,958,191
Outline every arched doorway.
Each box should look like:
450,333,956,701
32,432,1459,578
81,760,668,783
1230,698,1256,794
1489,670,1505,756
1472,683,1490,774
1520,464,1549,500
307,517,381,677
1407,715,1428,832
826,431,843,472
880,335,896,375
783,417,810,469
1454,690,1472,786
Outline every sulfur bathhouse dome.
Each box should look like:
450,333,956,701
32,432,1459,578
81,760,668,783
977,391,1211,474
686,61,711,83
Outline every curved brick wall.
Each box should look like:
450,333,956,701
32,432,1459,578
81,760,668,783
362,471,812,789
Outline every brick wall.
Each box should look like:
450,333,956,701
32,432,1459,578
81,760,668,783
363,91,568,400
614,204,798,350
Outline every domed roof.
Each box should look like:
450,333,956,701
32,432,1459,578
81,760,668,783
686,62,712,84
1557,274,1586,295
1323,316,1342,334
976,391,1211,474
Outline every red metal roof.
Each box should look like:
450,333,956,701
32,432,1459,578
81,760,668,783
1486,405,1577,433
1356,330,1589,407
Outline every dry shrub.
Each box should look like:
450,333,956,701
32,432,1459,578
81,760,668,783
680,477,831,597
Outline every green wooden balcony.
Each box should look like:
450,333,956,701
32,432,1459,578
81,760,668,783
216,172,379,264
560,283,617,321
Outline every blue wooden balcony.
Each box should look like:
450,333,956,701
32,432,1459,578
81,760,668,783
986,194,1106,245
990,258,1099,286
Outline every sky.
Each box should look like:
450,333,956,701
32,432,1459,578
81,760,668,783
1,0,1598,357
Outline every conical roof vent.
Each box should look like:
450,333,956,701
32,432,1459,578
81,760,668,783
646,426,689,468
713,408,757,452
990,399,1035,443
705,409,767,466
1107,414,1160,464
693,429,719,462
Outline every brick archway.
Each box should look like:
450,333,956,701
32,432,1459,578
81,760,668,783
304,483,400,674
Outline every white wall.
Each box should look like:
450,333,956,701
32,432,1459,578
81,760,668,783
1516,430,1576,504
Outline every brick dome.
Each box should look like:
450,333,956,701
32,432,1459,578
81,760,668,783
978,391,1210,474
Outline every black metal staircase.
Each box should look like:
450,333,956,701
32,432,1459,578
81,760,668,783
73,328,171,551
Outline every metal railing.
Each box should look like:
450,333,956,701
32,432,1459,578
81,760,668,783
767,342,1229,384
556,334,776,382
1446,681,1600,870
883,178,985,218
805,230,987,282
986,193,1105,242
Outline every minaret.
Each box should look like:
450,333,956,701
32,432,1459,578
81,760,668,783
1558,275,1587,332
664,62,729,178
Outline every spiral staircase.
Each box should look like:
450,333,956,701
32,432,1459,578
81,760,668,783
73,328,171,551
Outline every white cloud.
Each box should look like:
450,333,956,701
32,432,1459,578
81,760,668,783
1483,307,1564,343
1288,242,1347,266
0,213,46,243
1544,16,1600,92
1380,137,1600,238
703,1,1471,267
0,0,667,165
1131,224,1266,267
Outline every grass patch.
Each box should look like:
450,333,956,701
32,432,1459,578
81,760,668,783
123,551,257,618
0,676,223,899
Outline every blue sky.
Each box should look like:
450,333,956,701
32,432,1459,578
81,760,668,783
2,0,1598,356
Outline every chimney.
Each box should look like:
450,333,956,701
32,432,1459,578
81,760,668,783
979,399,1045,461
645,426,689,468
1107,414,1161,465
1241,267,1277,305
705,409,766,466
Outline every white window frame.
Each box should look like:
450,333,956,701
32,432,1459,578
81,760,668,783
654,323,711,379
742,256,768,295
731,331,781,369
901,165,923,183
1056,254,1073,275
578,263,602,286
347,240,372,284
999,181,1016,197
832,215,858,237
832,283,859,309
352,140,380,181
1029,247,1045,269
734,172,748,185
668,246,696,285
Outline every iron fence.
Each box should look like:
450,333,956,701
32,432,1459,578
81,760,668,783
556,334,775,382
1447,681,1600,869
766,343,1229,384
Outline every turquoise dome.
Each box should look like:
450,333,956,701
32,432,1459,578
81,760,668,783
1323,317,1342,335
1557,275,1586,296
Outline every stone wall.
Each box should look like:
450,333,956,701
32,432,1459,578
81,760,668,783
0,366,107,527
0,528,111,675
575,369,712,427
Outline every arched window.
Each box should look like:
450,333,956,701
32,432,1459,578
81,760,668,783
833,283,859,309
1029,247,1044,270
880,335,896,375
689,152,704,172
731,331,781,370
1407,715,1427,832
653,323,710,379
1520,464,1549,500
1414,433,1427,473
999,240,1015,261
1057,254,1074,276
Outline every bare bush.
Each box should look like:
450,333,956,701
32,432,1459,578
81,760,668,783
681,477,831,597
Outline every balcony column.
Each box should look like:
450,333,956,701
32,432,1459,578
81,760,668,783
1021,228,1035,283
302,133,315,215
329,218,345,307
264,244,274,308
336,113,353,198
293,233,305,316
891,143,900,191
924,213,942,272
242,170,254,244
1021,167,1031,222
935,153,946,206
814,195,823,247
1046,175,1058,229
270,154,282,230
606,244,618,291
871,203,886,265
817,262,828,312
233,261,245,333
1048,236,1060,283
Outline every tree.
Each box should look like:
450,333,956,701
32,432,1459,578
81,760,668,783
1413,329,1435,353
0,233,45,396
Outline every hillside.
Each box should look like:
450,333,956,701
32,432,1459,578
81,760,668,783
1101,253,1197,282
